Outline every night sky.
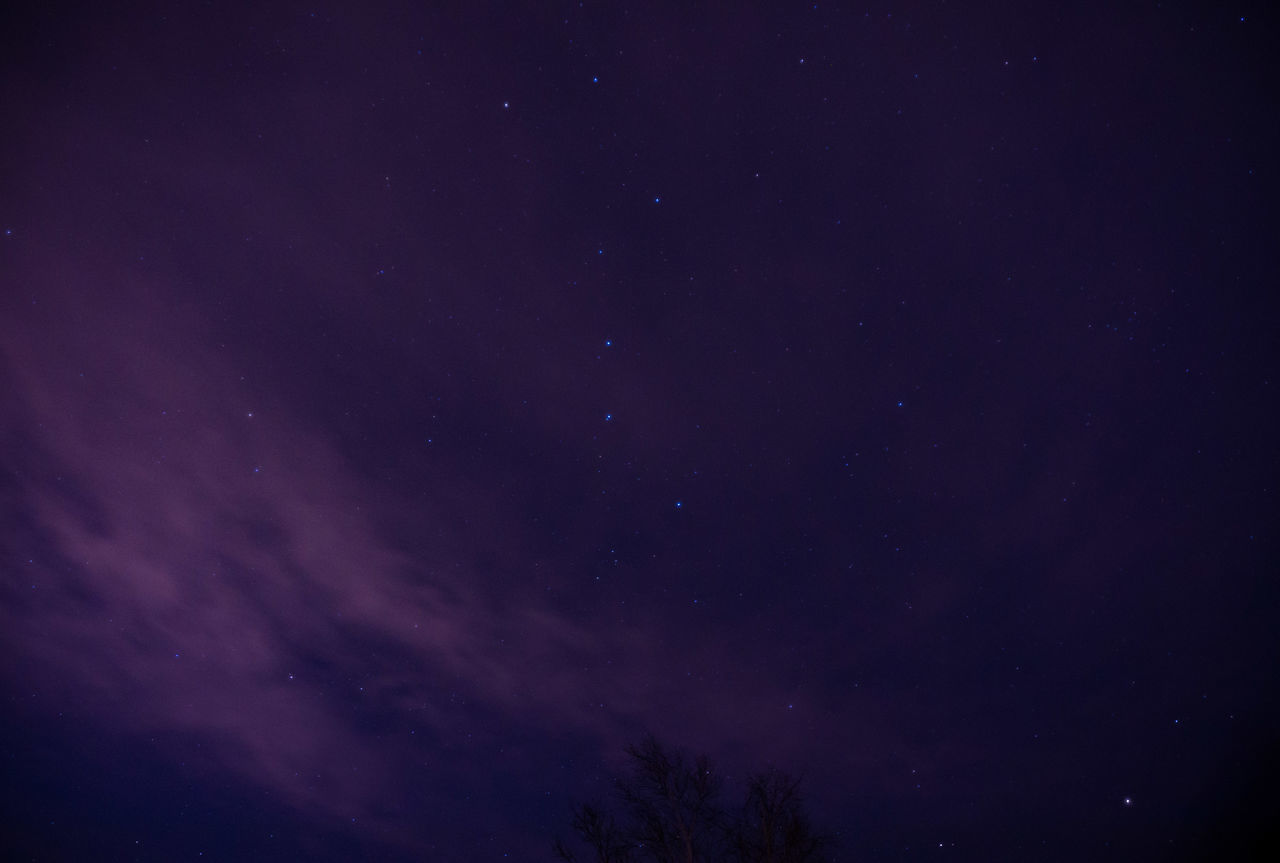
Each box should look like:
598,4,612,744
2,2,1277,861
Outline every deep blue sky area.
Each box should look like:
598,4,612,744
2,2,1277,861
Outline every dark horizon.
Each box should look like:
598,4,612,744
2,2,1276,860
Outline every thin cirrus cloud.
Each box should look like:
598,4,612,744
0,275,674,824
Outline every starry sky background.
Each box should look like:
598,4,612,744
1,2,1276,860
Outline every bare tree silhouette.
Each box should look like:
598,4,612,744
730,770,830,863
555,736,834,863
554,803,635,863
